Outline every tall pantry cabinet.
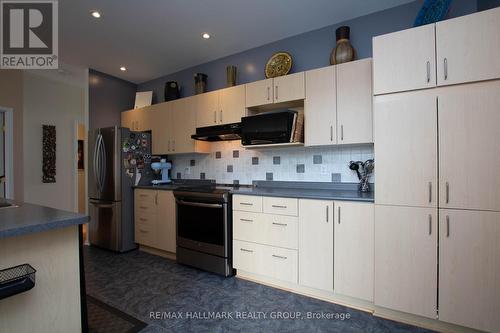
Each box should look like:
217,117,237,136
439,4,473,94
373,7,500,333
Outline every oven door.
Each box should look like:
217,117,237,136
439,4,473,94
176,199,228,257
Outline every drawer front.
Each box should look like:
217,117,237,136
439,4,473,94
233,195,263,212
263,214,298,249
135,219,156,246
233,240,264,275
233,211,265,243
263,245,298,283
263,196,298,216
135,199,157,214
135,212,156,227
135,189,157,203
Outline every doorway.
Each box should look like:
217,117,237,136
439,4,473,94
0,107,13,199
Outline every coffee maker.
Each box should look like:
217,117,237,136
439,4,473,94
151,159,172,185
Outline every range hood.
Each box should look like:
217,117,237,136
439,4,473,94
191,122,242,142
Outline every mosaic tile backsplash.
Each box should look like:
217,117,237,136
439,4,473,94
170,141,374,185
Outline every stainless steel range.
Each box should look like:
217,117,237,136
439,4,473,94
173,185,235,277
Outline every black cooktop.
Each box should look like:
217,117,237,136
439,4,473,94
174,184,240,194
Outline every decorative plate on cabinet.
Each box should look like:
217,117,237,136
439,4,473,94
265,52,292,78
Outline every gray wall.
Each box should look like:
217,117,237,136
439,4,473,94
89,69,137,129
138,0,477,102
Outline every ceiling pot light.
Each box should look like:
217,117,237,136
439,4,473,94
120,66,127,71
90,10,101,18
202,33,210,39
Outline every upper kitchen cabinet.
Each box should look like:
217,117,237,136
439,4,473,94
304,66,336,146
171,97,210,154
245,73,305,108
219,85,246,124
438,81,500,211
195,90,219,128
149,102,172,155
121,106,152,131
373,24,436,95
273,72,305,104
374,89,438,208
374,205,437,319
336,58,373,144
436,7,500,86
245,78,274,107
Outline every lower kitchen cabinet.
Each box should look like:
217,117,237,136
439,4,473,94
134,189,176,253
334,201,374,301
233,240,298,283
439,209,500,332
374,205,437,319
298,199,334,292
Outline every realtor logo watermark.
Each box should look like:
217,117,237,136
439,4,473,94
0,0,58,69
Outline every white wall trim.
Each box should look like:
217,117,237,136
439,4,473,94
0,106,14,199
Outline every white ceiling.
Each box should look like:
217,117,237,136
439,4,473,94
60,0,414,83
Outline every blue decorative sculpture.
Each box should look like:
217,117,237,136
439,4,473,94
414,0,452,26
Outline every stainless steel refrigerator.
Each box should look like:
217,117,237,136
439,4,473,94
88,126,151,252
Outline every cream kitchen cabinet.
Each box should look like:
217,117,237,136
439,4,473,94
122,107,152,131
150,102,172,154
373,24,436,95
195,90,219,127
196,85,246,127
170,96,210,154
374,89,437,208
298,199,334,292
304,66,337,146
245,73,305,108
336,58,373,144
438,209,500,333
438,81,500,212
334,201,374,302
134,189,176,253
436,7,500,86
374,205,437,319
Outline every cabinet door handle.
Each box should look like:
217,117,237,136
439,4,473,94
240,202,253,206
139,206,148,209
272,254,287,260
428,182,432,203
172,140,175,151
214,111,217,123
272,222,287,227
139,218,148,222
267,87,270,101
326,206,329,223
220,110,223,123
139,194,148,198
330,126,333,141
428,214,432,235
426,61,430,83
275,85,278,100
240,218,253,223
445,182,449,204
341,125,344,141
168,140,170,151
271,205,287,209
139,229,148,233
338,206,341,224
444,58,448,80
240,248,253,253
446,215,450,237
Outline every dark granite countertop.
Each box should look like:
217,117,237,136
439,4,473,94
0,201,89,239
230,186,374,202
134,180,374,202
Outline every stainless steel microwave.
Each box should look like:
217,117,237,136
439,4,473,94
241,110,297,146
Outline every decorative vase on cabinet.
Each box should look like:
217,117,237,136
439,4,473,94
330,26,356,65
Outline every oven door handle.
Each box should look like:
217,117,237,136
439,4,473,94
176,200,223,209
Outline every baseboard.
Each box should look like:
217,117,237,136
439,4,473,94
236,270,486,333
139,245,176,261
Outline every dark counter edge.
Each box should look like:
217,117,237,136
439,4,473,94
0,213,89,240
134,181,374,203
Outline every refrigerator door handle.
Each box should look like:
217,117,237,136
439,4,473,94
99,135,107,193
89,200,114,208
93,134,102,192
